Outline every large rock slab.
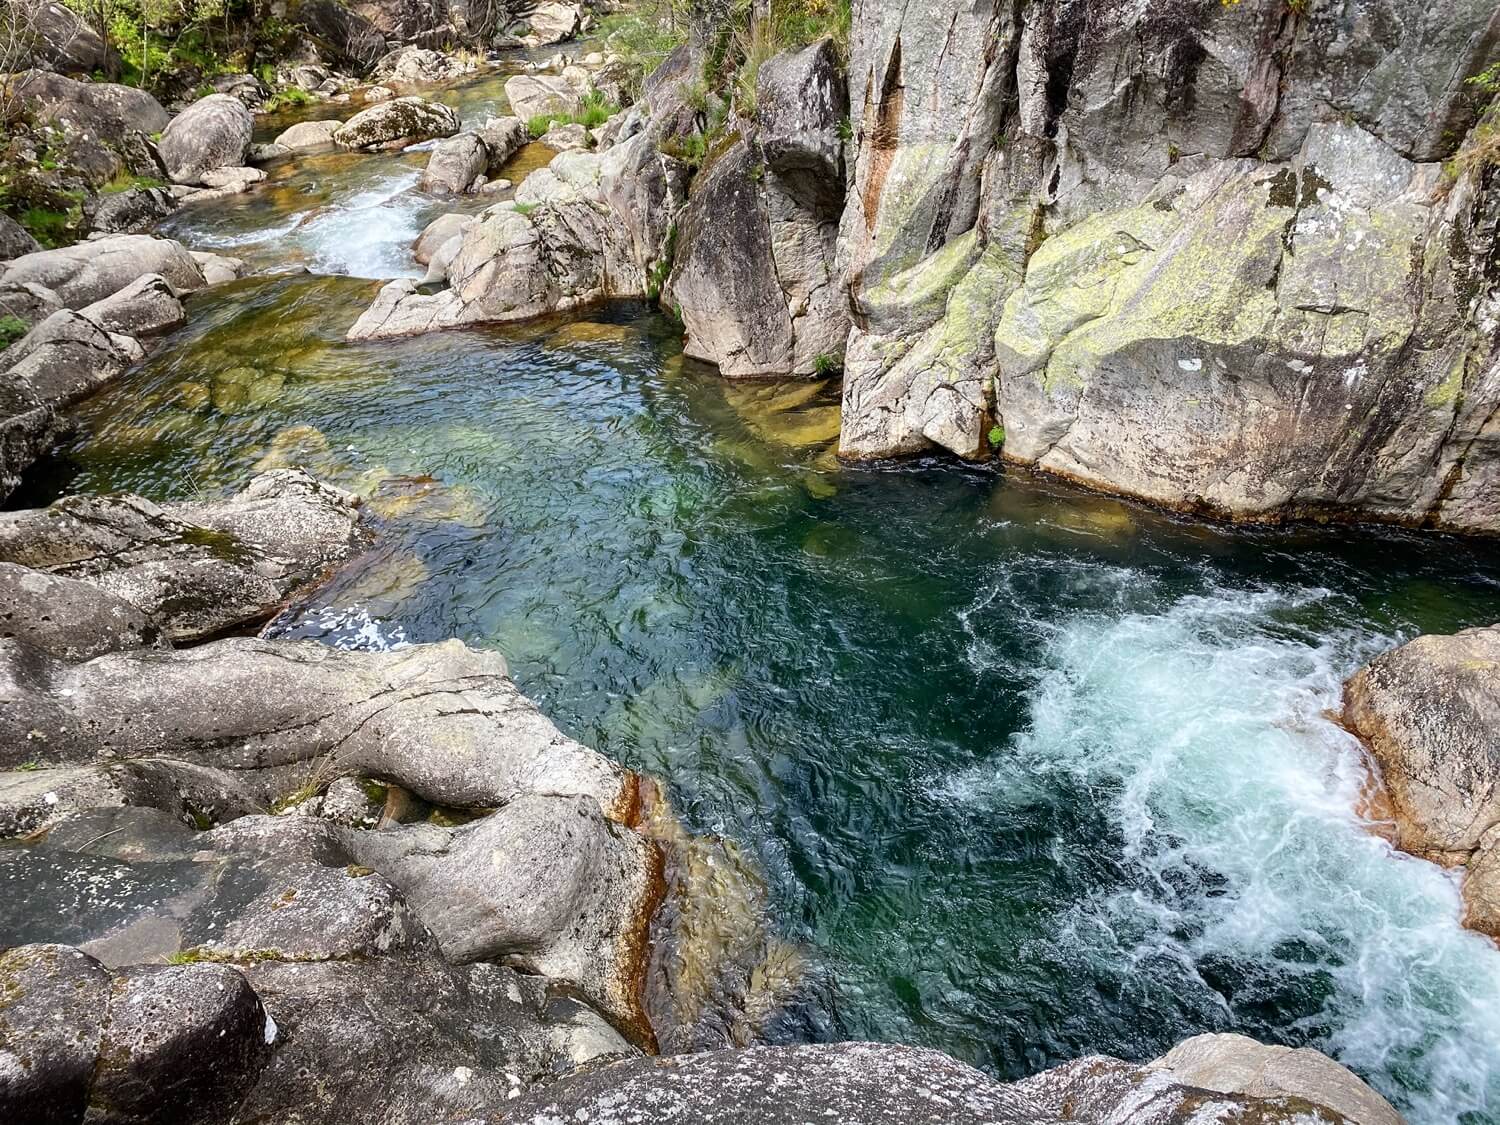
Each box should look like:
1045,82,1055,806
0,470,362,643
158,93,254,185
0,635,633,829
332,96,459,150
420,131,488,194
18,3,115,74
273,118,343,152
0,234,205,308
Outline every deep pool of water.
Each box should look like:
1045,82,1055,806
21,273,1500,1125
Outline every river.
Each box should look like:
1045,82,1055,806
17,58,1500,1125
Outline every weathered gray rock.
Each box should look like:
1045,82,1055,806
0,282,64,329
1344,625,1500,937
413,212,468,264
0,944,112,1124
199,164,266,190
420,131,488,194
158,93,254,185
0,214,41,261
19,2,114,75
0,234,205,308
350,135,686,339
93,963,276,1124
17,71,170,148
504,73,581,120
664,40,847,378
475,114,527,172
0,634,632,830
332,96,459,150
84,186,178,235
247,141,292,163
540,121,588,151
0,470,361,644
273,118,343,152
0,563,165,661
1149,1034,1402,1125
1,308,141,410
77,273,184,337
189,250,245,286
522,0,582,45
211,72,271,108
829,0,1500,537
371,44,473,84
367,793,660,1040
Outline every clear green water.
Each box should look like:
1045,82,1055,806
23,274,1500,1124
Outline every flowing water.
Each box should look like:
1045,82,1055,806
18,62,1500,1125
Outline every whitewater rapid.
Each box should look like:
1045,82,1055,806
947,563,1500,1124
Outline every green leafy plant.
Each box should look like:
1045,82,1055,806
813,352,839,376
527,90,620,139
263,86,313,112
988,424,1005,447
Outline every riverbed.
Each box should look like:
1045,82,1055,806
19,59,1500,1125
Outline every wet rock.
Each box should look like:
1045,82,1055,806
0,944,112,1125
92,963,275,1125
84,186,178,236
332,96,459,150
159,93,254,185
414,212,468,263
77,273,185,337
420,132,488,194
504,74,581,120
273,118,343,152
247,142,292,163
189,250,245,286
0,214,41,260
1344,625,1500,937
1344,625,1500,861
0,234,205,308
1149,1033,1403,1125
199,165,266,190
0,470,362,643
0,634,632,823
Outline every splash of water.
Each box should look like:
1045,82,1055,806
946,567,1500,1124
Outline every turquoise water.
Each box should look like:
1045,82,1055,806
24,272,1500,1124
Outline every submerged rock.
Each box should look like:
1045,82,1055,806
1344,625,1500,937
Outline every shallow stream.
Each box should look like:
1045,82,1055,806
20,61,1500,1125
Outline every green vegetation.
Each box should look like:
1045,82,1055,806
167,947,206,964
101,169,167,194
263,86,313,112
646,222,678,301
0,317,29,351
513,201,539,216
813,352,839,376
526,90,620,140
988,424,1005,447
13,754,43,770
596,2,691,96
20,197,85,249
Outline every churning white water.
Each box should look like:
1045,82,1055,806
948,565,1500,1124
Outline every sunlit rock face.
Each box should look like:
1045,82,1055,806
836,0,1500,532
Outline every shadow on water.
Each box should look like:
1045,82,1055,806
22,273,1500,1125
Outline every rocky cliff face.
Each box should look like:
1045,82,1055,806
837,0,1500,532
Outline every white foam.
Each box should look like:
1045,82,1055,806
942,572,1500,1124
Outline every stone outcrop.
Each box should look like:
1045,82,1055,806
158,93,255,185
0,215,41,261
11,70,170,188
0,469,363,643
349,136,688,338
830,0,1500,533
371,44,474,84
17,2,116,75
663,38,848,378
0,234,205,308
504,73,582,120
84,185,178,235
332,95,460,150
502,1038,1395,1124
1344,625,1500,937
419,118,525,194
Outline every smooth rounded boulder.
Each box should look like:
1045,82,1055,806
332,97,459,151
159,93,254,185
504,74,581,120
